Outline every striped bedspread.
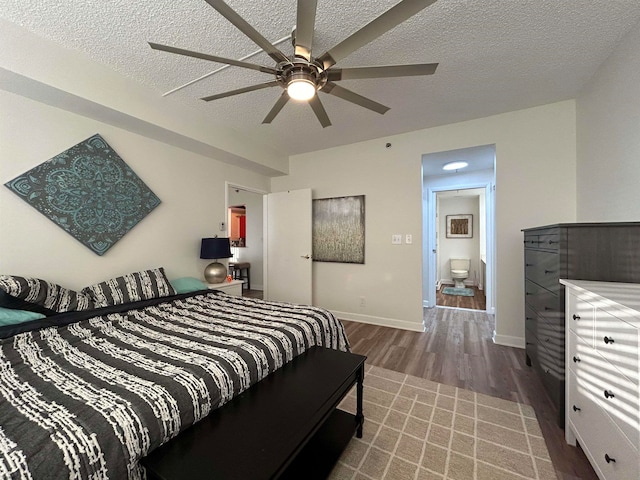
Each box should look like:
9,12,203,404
0,291,349,479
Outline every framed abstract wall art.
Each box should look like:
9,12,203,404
312,195,365,264
446,214,473,238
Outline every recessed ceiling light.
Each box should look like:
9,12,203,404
442,161,469,171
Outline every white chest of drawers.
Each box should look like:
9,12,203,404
561,279,640,480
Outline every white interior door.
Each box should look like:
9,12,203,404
264,189,312,304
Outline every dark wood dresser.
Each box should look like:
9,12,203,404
522,222,640,427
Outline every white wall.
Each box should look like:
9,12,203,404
228,188,264,290
437,196,481,286
272,100,577,343
0,91,270,290
576,18,640,221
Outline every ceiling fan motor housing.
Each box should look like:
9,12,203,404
278,60,328,93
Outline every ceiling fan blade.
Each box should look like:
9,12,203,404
323,82,389,115
309,96,332,128
149,42,277,74
317,0,437,70
294,0,317,61
204,0,290,64
262,91,290,124
201,81,279,102
327,63,438,81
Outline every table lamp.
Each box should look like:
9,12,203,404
200,237,232,283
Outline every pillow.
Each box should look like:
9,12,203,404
83,267,176,307
170,277,208,294
0,307,46,326
0,275,94,314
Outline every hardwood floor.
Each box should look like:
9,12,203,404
342,308,598,480
242,288,263,299
436,285,486,310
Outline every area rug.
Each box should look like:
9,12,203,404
331,365,557,480
442,287,474,297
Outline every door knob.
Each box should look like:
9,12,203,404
300,255,311,259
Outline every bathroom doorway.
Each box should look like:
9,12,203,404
421,145,496,313
435,189,486,309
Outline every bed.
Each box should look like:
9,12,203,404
0,272,349,479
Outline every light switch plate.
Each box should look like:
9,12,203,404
405,234,413,244
392,234,402,245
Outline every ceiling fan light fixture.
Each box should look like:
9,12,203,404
286,73,317,101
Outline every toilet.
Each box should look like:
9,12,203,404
450,259,470,288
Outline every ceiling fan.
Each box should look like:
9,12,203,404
149,0,439,127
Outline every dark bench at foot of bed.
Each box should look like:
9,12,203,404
142,346,366,480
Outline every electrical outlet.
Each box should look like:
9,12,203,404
219,222,226,231
405,234,413,244
392,234,402,245
359,296,366,307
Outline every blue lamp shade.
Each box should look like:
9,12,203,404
200,237,232,284
200,237,232,260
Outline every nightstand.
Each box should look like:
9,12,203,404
206,279,243,296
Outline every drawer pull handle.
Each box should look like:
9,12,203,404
572,314,580,320
544,306,553,311
604,390,615,399
526,292,532,296
572,405,581,412
573,356,581,363
548,240,558,244
604,454,616,464
526,317,534,321
525,263,534,267
603,336,615,344
544,269,556,274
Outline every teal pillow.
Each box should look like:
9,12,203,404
170,277,208,294
0,307,46,326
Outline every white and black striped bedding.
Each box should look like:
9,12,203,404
0,290,349,479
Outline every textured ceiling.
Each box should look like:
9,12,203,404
3,0,640,157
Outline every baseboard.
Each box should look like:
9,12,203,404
332,311,425,332
492,331,525,348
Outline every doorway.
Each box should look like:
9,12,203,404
435,188,486,310
421,145,496,313
225,182,267,295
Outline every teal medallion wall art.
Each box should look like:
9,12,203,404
5,134,161,255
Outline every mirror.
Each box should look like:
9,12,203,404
228,205,246,247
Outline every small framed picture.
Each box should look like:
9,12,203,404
446,214,473,238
